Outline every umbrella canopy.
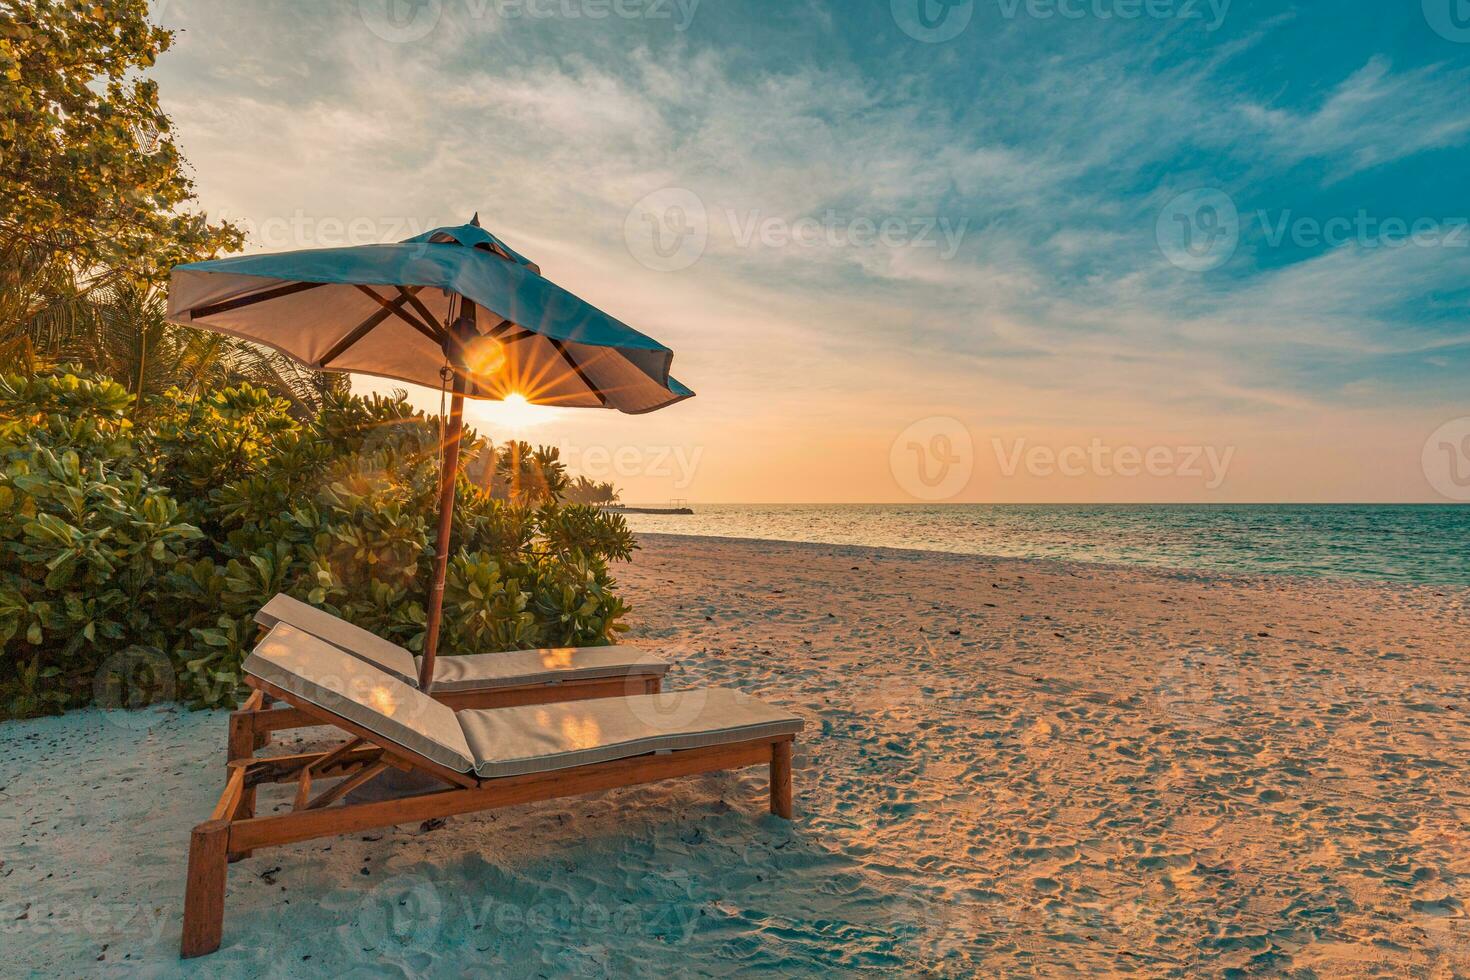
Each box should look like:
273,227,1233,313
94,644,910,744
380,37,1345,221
167,217,692,413
166,215,693,688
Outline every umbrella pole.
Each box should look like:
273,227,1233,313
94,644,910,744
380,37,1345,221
420,340,471,691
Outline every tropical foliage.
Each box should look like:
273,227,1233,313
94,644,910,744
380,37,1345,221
0,0,240,277
0,4,636,721
1,0,243,362
0,364,636,719
0,1,344,411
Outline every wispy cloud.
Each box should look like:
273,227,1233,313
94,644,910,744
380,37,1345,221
1240,56,1470,178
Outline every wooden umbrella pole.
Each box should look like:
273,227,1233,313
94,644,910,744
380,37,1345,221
420,302,476,690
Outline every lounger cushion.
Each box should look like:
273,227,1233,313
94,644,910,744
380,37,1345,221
255,594,420,687
419,646,670,693
456,688,803,779
244,624,475,774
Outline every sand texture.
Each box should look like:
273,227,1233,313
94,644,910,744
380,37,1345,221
2,533,1467,977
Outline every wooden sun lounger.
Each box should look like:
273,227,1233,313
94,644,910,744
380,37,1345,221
232,594,671,757
182,625,802,958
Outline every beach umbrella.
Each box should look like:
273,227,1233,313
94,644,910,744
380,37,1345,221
166,215,692,688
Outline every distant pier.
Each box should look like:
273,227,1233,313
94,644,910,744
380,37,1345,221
602,500,694,515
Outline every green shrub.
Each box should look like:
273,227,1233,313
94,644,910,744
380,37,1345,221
0,364,636,718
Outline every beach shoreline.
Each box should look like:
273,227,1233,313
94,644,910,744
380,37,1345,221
619,504,1470,586
631,529,1470,592
3,533,1467,975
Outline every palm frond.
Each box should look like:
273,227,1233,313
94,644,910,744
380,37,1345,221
0,234,344,413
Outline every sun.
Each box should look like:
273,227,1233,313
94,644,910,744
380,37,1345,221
471,392,557,431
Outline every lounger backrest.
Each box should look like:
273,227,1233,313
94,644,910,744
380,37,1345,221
421,645,670,693
244,624,474,774
254,594,420,687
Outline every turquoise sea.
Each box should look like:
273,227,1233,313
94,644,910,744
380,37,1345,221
621,504,1470,585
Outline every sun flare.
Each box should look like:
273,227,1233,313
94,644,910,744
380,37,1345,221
471,392,558,430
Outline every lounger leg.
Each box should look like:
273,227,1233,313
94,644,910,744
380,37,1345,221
770,741,793,819
226,715,257,861
181,819,230,958
648,677,662,695
255,684,276,746
228,705,255,766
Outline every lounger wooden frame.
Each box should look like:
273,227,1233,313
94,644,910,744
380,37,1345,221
183,677,795,958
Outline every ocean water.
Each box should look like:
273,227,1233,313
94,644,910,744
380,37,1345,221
621,504,1470,585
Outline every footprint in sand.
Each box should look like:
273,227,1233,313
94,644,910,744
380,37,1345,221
1412,897,1464,917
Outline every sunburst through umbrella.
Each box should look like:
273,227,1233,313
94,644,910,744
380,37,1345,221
167,214,692,687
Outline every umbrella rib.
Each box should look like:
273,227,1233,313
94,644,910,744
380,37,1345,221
352,285,444,344
320,286,427,367
190,281,328,319
319,309,393,368
545,337,608,407
397,287,447,340
485,318,536,345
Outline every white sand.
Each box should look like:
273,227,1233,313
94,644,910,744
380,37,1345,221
2,533,1468,976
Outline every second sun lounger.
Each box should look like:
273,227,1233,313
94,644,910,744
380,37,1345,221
183,624,801,958
233,594,671,756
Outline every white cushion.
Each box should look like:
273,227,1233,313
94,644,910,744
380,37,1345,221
244,624,474,774
255,594,420,687
419,646,670,693
457,688,803,779
256,595,673,696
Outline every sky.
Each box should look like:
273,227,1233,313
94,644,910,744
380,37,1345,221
150,0,1470,503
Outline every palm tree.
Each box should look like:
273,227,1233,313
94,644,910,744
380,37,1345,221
566,475,620,505
0,238,346,415
492,441,571,505
0,234,89,372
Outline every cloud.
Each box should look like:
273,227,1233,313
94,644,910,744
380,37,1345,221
1239,56,1470,179
150,1,1470,500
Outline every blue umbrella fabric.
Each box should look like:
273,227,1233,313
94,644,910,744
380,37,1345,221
167,217,692,413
